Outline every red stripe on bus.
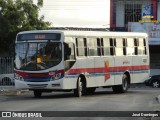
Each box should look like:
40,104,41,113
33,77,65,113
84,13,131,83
15,69,64,79
66,65,149,74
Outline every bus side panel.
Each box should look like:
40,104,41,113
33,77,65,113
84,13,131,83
62,77,77,89
94,57,115,87
132,55,149,83
114,56,133,85
76,57,96,87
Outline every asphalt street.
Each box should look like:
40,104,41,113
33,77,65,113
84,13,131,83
0,86,160,120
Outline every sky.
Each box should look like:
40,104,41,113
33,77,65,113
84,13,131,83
38,0,110,28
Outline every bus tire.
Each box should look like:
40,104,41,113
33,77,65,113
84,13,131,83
33,90,42,98
74,77,86,97
112,74,129,93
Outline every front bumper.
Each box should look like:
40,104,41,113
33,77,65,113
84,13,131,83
15,79,62,90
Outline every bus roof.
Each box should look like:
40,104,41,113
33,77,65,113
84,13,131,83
17,30,148,38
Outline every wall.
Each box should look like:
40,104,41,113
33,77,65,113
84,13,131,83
115,0,151,28
158,2,160,21
116,0,124,27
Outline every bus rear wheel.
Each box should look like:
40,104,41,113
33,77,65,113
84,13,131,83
112,74,129,93
33,90,42,98
74,77,86,97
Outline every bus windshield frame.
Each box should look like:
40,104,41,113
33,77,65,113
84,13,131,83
15,41,62,71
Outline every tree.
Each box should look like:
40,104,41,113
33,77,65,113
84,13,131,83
0,0,51,55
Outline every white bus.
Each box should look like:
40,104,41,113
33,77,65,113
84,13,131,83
14,30,150,97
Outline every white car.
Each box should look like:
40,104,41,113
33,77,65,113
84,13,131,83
0,74,14,86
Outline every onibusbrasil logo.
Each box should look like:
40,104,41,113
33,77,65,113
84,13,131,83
139,4,158,23
1,112,42,118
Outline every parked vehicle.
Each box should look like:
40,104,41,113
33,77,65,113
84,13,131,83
0,74,14,86
145,75,160,88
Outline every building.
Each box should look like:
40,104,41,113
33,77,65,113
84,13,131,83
110,0,160,75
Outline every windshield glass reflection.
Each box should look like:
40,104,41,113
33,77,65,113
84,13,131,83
15,42,62,71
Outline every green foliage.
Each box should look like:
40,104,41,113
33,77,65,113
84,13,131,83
0,0,51,55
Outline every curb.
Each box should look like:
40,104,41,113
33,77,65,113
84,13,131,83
0,90,21,96
0,89,30,96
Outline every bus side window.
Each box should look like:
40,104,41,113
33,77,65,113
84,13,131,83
76,38,87,56
126,38,134,55
110,38,115,56
64,43,71,60
115,38,123,56
134,38,138,55
144,38,147,55
138,38,147,55
84,38,87,56
68,43,75,60
100,38,104,55
123,38,127,55
97,38,101,56
103,37,110,56
87,37,98,56
64,42,76,71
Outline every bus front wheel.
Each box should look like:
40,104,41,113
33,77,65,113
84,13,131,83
33,90,42,98
112,74,129,93
74,77,86,97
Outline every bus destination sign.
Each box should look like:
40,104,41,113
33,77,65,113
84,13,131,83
17,33,61,41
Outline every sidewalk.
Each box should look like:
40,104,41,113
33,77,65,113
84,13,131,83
0,86,30,96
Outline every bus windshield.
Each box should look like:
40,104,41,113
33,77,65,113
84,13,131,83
15,42,62,71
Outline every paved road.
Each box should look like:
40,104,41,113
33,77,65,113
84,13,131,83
0,87,160,120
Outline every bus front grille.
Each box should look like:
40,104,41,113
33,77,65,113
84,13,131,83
27,84,48,88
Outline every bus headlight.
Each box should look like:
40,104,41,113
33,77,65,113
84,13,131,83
14,73,24,81
50,73,62,81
